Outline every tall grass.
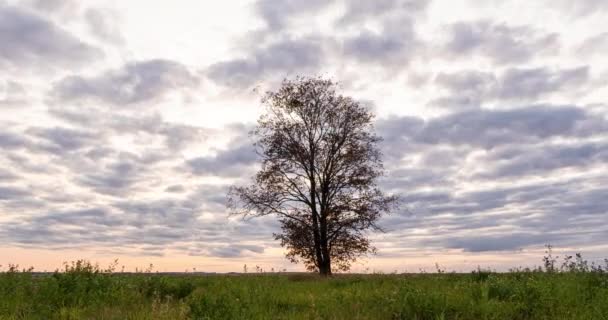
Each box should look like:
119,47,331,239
1,250,607,319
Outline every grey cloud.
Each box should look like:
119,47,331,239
3,151,57,175
2,0,607,263
481,141,608,179
37,208,123,227
1,191,251,255
187,141,258,177
207,37,324,88
214,0,428,86
371,102,608,254
380,177,608,250
255,0,328,30
400,191,452,206
0,169,18,181
380,168,451,192
0,81,28,107
338,0,429,26
552,0,608,16
432,71,497,109
207,244,265,258
497,67,588,100
2,101,603,259
53,59,199,106
92,112,208,151
0,112,214,228
159,123,208,151
556,187,608,216
85,8,124,45
343,20,419,66
113,200,200,229
0,131,30,150
0,4,102,70
434,71,495,94
186,185,229,210
165,185,186,193
50,109,208,151
444,233,560,252
444,21,559,64
27,126,100,155
375,115,424,155
340,0,427,68
77,158,145,196
432,66,589,109
578,32,608,56
0,185,31,200
418,106,594,148
25,0,78,14
2,224,59,245
378,105,600,150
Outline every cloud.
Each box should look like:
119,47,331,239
36,208,123,227
379,105,601,150
254,0,329,30
49,109,208,151
379,177,608,250
53,59,200,106
551,0,608,16
444,233,559,252
27,126,101,155
0,186,31,200
76,156,148,196
207,244,265,258
0,4,102,70
165,185,186,193
85,8,124,45
578,32,608,57
497,67,588,99
0,81,28,107
431,71,497,109
338,0,429,26
373,101,608,254
343,20,420,66
431,66,589,109
187,140,258,177
0,180,275,257
0,131,31,150
207,37,325,88
0,183,236,253
338,0,428,69
0,169,18,181
443,21,559,64
25,0,79,14
1,0,608,266
210,0,430,86
479,141,608,179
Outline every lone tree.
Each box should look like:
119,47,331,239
228,77,397,276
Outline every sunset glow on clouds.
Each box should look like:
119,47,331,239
0,0,607,272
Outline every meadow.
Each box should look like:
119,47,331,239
1,256,607,320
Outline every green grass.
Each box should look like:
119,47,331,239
1,261,607,319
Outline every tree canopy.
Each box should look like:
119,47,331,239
228,77,398,275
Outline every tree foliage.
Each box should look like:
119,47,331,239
228,77,398,275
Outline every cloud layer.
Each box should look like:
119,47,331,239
0,0,607,270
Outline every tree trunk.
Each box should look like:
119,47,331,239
319,214,332,276
309,182,324,276
311,213,324,275
319,254,331,276
318,258,331,276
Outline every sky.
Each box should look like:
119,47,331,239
0,0,607,273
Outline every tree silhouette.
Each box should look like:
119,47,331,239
228,77,398,276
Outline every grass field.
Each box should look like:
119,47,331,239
1,258,608,319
